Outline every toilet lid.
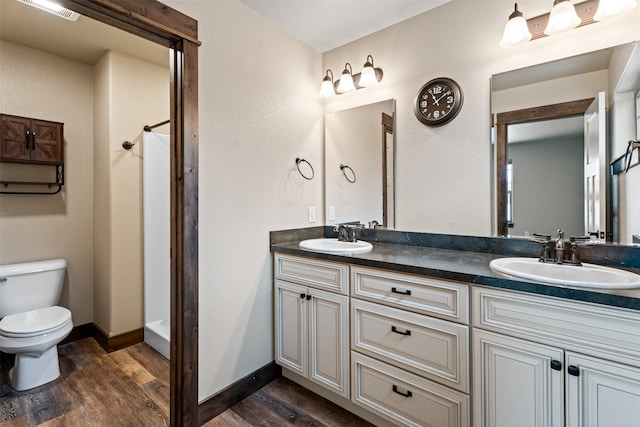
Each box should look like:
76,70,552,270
0,306,72,337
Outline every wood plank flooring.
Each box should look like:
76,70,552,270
0,338,373,427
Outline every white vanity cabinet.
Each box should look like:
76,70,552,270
473,287,640,427
274,254,350,398
350,266,471,427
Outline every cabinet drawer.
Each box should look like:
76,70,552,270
274,254,348,294
351,266,468,324
352,352,470,427
473,287,640,368
352,298,469,392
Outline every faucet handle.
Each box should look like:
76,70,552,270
529,233,551,244
530,233,554,263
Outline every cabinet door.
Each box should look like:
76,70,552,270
566,352,640,427
31,120,63,164
474,329,564,427
309,288,349,398
0,114,31,162
275,280,307,377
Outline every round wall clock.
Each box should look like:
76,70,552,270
414,77,463,127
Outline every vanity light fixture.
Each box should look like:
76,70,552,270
594,0,638,21
319,55,383,96
337,63,356,93
499,3,532,48
544,0,581,35
319,70,336,97
500,0,637,47
17,0,80,21
358,55,378,88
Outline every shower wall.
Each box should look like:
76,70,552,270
143,131,170,359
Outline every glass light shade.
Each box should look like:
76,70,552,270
594,0,637,20
337,65,356,93
358,65,377,87
500,15,532,47
544,0,581,35
319,79,335,97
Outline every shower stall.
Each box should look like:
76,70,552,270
143,130,170,359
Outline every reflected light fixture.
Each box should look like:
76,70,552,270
544,0,581,35
594,0,638,20
337,63,356,93
17,0,80,21
319,55,383,96
500,0,637,47
499,3,532,48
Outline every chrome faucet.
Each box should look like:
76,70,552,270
532,229,593,265
334,224,353,242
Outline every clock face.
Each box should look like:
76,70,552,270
414,78,463,127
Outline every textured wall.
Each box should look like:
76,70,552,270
161,0,324,400
0,40,94,325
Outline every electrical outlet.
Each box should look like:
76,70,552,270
308,206,316,223
329,206,335,221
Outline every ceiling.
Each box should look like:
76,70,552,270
0,0,450,65
238,0,450,53
0,0,168,66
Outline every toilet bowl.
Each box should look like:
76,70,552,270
0,259,73,391
0,306,73,391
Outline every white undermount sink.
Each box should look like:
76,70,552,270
299,238,373,254
489,257,640,289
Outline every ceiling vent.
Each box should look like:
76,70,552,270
17,0,80,21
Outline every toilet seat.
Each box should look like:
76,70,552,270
0,306,72,338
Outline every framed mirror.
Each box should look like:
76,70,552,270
325,99,396,228
491,41,640,245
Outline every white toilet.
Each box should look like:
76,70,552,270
0,259,73,391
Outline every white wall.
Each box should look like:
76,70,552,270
160,0,640,402
0,40,94,326
160,0,324,401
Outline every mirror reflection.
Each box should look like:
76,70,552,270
325,99,395,228
491,41,640,245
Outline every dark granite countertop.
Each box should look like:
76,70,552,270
271,239,640,311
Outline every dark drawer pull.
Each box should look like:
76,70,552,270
26,130,31,149
300,293,306,299
550,360,562,371
391,287,411,296
391,326,411,336
392,385,413,397
568,365,580,377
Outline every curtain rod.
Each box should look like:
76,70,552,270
143,119,170,132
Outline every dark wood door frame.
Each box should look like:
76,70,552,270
58,1,199,425
494,98,593,236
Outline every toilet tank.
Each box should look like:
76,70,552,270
0,259,67,318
